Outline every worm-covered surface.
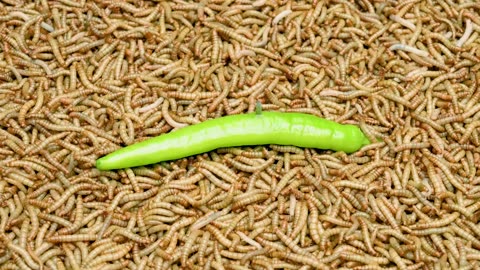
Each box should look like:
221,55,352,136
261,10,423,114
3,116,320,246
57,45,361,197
1,0,480,269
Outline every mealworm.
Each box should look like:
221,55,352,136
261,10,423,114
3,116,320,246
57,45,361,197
38,213,72,231
273,251,329,269
112,228,151,244
25,132,70,155
232,193,269,211
7,160,53,179
275,227,308,255
18,100,36,127
180,229,200,267
272,167,301,197
85,243,134,268
46,35,65,67
1,233,40,269
203,224,232,249
160,216,197,247
197,168,230,191
45,233,98,243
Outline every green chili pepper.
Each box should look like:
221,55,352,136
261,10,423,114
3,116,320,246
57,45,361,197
95,112,371,170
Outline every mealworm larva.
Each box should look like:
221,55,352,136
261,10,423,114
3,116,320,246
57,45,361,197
200,161,237,183
63,244,81,270
342,191,365,210
235,231,262,250
196,231,211,266
273,167,301,197
306,196,323,243
389,248,408,270
25,206,39,242
450,224,480,248
122,168,140,193
85,243,134,268
389,15,415,31
423,153,466,194
26,132,70,155
18,100,35,127
8,160,53,180
112,228,151,244
30,84,44,114
189,210,223,231
47,35,65,67
1,235,40,270
275,228,308,255
83,239,117,263
443,203,473,220
389,44,429,57
119,187,158,205
161,216,197,247
204,224,232,249
181,229,200,267
456,19,473,47
272,251,328,269
197,168,231,191
6,172,34,187
160,99,187,129
33,222,50,251
290,200,308,237
227,156,275,173
95,40,120,62
410,226,451,236
91,55,115,83
210,29,221,65
232,193,269,211
44,183,102,214
47,234,97,243
98,189,132,234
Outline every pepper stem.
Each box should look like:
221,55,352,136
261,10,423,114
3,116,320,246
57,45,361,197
255,101,263,115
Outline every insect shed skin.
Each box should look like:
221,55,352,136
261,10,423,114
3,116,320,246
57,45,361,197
95,111,371,170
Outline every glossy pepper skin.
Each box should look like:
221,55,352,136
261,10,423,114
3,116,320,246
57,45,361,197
95,112,371,170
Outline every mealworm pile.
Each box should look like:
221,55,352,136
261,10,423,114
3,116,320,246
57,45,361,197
1,0,480,269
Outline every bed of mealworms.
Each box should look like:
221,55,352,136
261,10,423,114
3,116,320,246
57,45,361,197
1,0,480,269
